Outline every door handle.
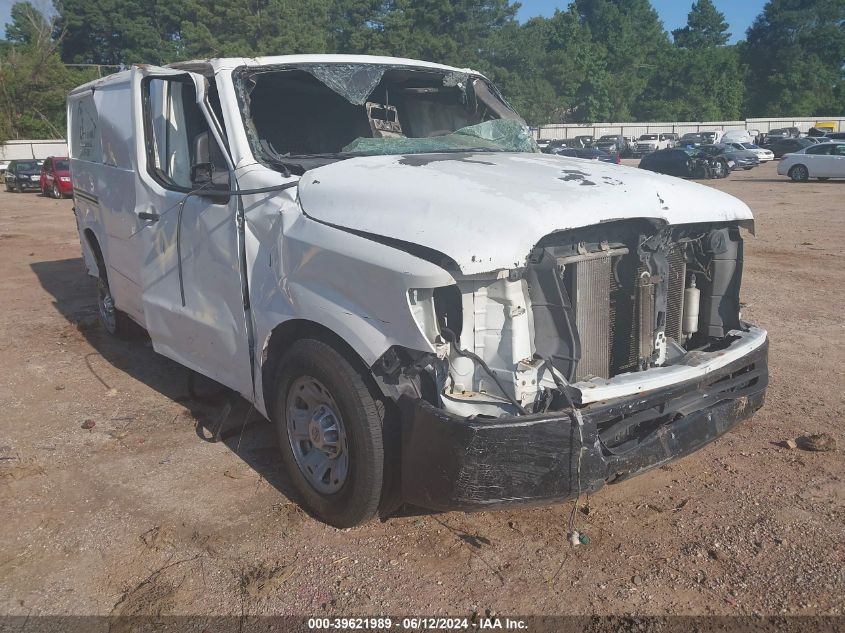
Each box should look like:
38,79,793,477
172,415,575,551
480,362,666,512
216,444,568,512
138,211,160,222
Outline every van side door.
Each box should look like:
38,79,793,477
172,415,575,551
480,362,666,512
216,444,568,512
131,67,253,397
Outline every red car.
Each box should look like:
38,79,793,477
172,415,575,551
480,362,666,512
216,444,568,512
39,157,72,198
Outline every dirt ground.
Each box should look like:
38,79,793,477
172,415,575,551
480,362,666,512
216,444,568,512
0,160,843,621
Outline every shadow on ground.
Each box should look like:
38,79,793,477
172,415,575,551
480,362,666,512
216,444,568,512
30,257,304,508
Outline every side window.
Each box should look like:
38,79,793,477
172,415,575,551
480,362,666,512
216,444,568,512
807,145,833,155
70,94,102,163
834,144,845,156
143,77,229,191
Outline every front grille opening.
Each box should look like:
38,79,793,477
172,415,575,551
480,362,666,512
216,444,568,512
565,244,687,380
707,362,760,395
597,404,681,453
597,360,761,453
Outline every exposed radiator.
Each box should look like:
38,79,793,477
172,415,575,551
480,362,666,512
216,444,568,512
569,242,687,380
665,244,687,343
571,256,612,380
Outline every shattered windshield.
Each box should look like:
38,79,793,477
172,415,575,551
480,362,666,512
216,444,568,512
235,63,535,173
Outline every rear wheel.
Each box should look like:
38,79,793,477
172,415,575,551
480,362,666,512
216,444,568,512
52,182,61,199
273,338,385,528
788,164,809,182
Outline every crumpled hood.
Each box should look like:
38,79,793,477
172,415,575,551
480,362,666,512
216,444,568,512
298,152,753,274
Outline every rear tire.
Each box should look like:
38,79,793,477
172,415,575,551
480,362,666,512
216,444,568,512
52,182,61,198
272,338,385,528
788,164,809,182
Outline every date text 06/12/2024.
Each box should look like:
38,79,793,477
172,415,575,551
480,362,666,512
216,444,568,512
307,617,528,630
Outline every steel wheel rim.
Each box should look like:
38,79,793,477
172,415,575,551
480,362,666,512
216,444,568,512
286,376,349,494
97,278,117,333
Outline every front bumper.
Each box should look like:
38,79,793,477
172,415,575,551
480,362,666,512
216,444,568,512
11,179,40,190
400,336,768,512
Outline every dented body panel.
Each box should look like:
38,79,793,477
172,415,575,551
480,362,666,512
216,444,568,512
298,152,754,275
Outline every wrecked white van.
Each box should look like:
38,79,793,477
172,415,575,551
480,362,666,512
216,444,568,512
68,55,768,527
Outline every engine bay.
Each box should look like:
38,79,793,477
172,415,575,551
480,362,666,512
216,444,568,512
377,220,749,418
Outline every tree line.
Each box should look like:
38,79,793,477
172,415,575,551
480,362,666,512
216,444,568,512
1,0,844,142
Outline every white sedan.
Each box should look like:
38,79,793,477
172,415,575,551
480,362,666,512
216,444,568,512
778,142,845,182
726,142,774,162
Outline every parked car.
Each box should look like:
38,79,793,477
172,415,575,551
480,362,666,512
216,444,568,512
722,129,757,144
767,127,801,140
548,146,621,164
824,132,845,141
638,147,729,179
679,133,706,148
700,144,759,171
39,156,72,198
3,159,41,192
699,131,724,145
663,132,680,145
542,138,582,154
764,137,815,158
632,133,673,156
594,134,629,156
68,55,767,527
814,121,837,135
573,135,595,148
536,139,552,151
777,142,845,182
725,142,774,162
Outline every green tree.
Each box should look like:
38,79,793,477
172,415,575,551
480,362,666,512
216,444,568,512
55,0,182,65
743,0,845,116
176,0,329,58
672,0,731,49
328,0,386,53
638,46,745,120
0,2,97,142
5,0,52,45
573,0,672,121
377,0,519,68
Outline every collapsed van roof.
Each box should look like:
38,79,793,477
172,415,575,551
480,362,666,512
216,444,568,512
69,54,480,96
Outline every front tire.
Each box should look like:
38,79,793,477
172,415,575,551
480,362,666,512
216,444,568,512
788,164,809,182
273,338,385,528
52,182,61,198
96,275,134,337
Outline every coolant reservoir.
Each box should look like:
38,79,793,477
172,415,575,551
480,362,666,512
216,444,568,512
683,275,701,334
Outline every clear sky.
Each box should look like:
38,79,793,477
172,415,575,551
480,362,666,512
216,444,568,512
0,0,767,44
517,0,768,43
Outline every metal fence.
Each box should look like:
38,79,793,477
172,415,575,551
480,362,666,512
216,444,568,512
534,117,845,140
0,139,68,162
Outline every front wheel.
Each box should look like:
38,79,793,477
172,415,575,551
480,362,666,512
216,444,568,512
273,338,385,528
96,275,134,337
788,164,809,182
52,182,61,199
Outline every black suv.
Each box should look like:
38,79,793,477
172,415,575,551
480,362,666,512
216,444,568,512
4,160,42,193
594,134,629,156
